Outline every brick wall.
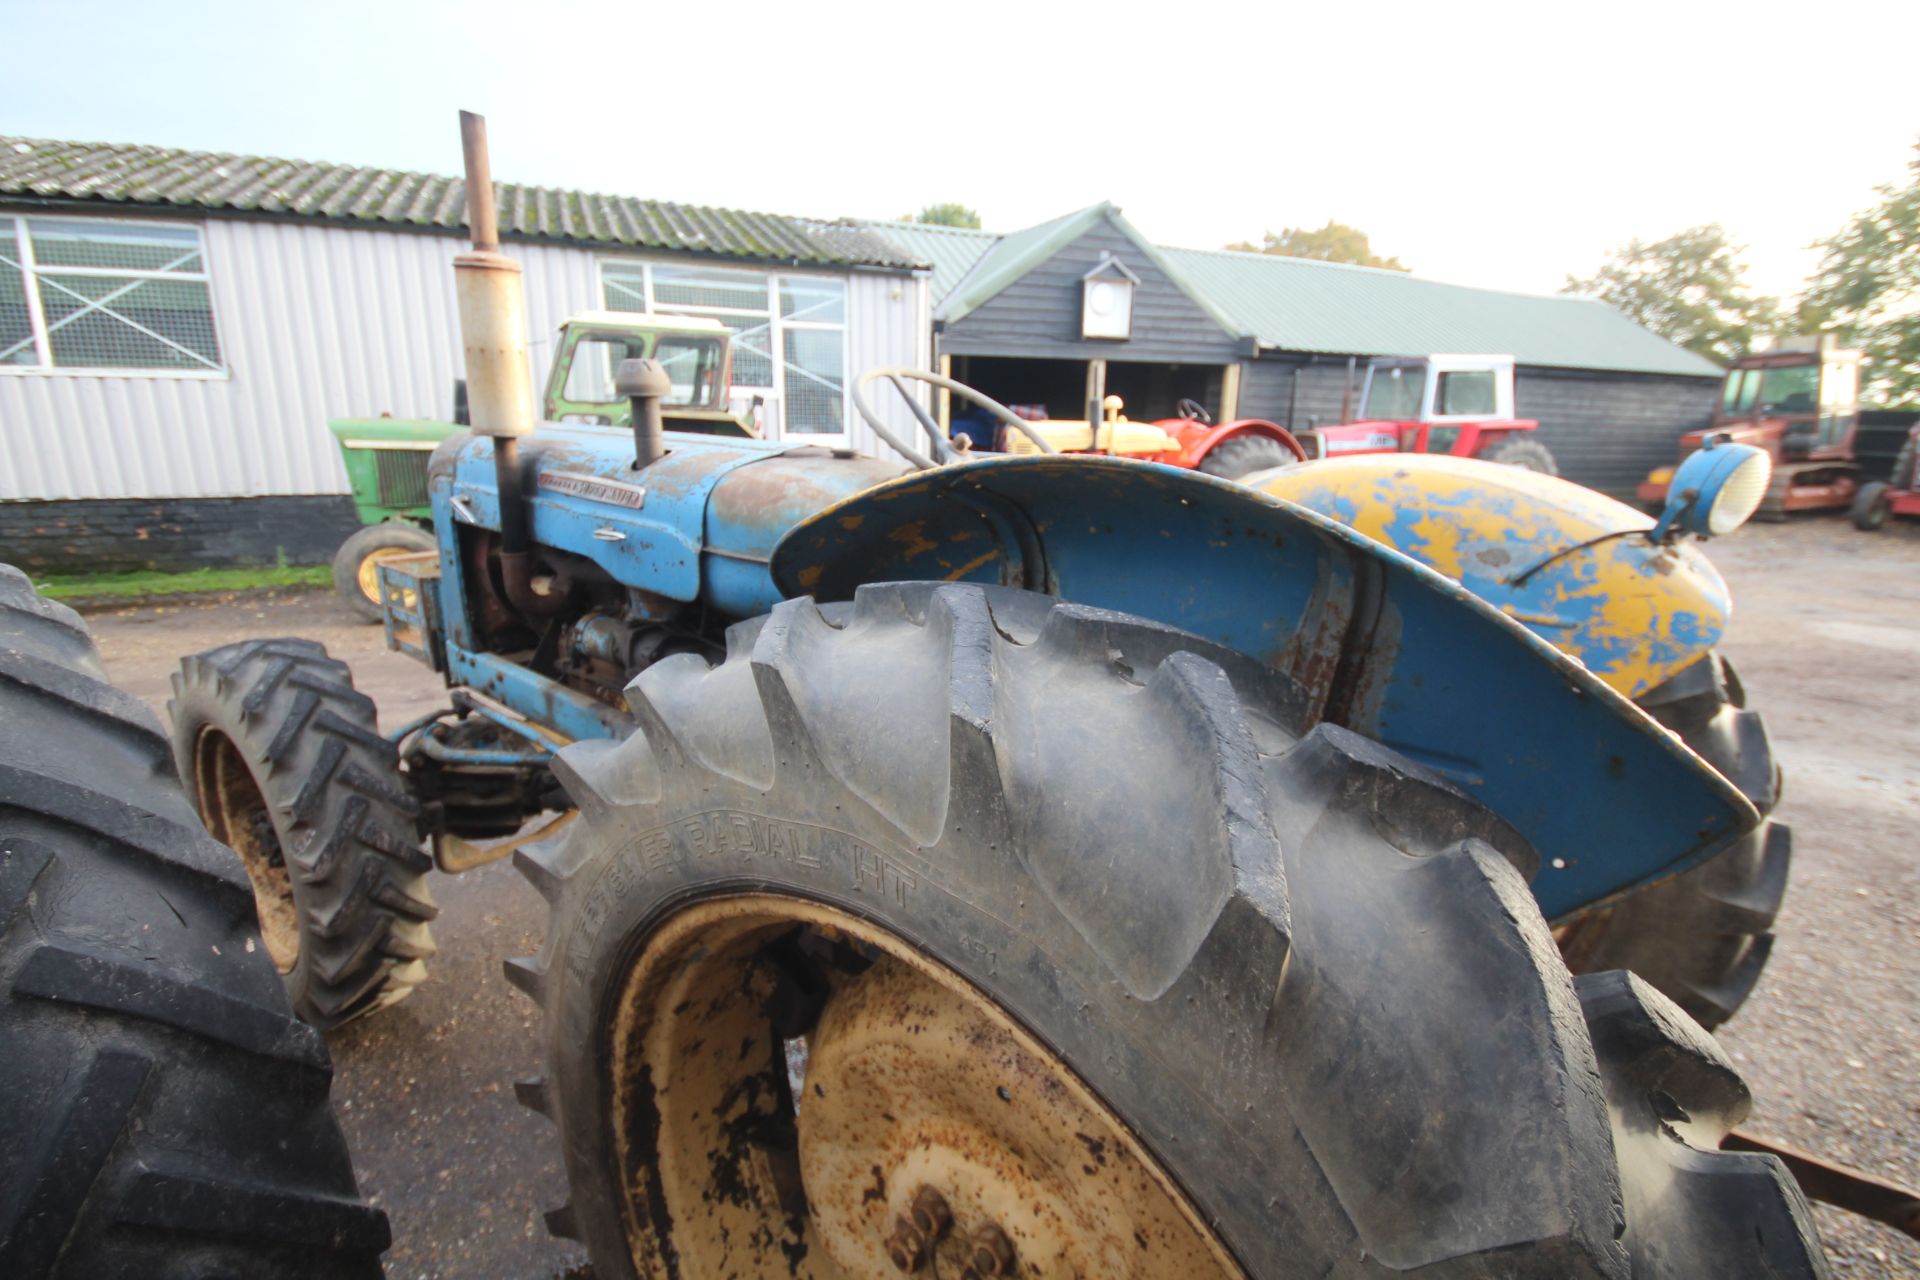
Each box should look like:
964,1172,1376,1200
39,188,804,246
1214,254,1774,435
0,496,362,573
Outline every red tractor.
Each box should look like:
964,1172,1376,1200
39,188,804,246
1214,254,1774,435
992,352,1554,478
1301,353,1558,473
1639,338,1866,518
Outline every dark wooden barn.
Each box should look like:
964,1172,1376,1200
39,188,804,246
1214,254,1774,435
873,206,1722,498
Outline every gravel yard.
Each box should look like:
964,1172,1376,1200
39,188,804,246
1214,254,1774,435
84,516,1920,1279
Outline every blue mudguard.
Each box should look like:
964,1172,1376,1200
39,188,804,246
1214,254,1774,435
770,455,1756,920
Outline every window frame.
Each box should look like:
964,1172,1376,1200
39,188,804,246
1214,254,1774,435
596,257,850,443
0,213,228,380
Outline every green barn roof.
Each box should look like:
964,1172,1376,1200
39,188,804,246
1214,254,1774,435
0,134,923,271
870,206,1721,379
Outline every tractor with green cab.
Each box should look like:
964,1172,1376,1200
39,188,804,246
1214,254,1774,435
151,113,1854,1277
327,310,748,620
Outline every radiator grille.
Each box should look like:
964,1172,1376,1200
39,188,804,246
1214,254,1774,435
375,449,431,509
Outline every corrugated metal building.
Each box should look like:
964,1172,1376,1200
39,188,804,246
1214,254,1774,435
0,134,931,569
870,207,1724,497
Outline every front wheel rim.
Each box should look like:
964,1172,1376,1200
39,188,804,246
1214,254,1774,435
600,894,1242,1279
191,725,300,972
355,548,418,610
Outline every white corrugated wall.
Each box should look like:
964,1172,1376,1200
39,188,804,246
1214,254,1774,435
846,270,933,463
0,215,930,501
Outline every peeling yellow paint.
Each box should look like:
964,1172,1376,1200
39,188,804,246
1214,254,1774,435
944,548,1003,581
1256,454,1729,698
887,520,939,562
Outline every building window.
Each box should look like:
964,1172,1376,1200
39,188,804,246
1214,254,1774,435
0,216,224,374
599,260,847,438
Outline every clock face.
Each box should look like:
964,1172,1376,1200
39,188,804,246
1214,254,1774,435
1083,274,1131,338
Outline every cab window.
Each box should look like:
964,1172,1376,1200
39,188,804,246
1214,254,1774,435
653,336,724,408
1721,368,1762,417
1363,366,1425,419
558,331,727,418
1758,363,1819,415
561,334,649,408
1435,370,1496,417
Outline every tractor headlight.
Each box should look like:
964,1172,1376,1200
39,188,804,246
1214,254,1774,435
1651,438,1771,542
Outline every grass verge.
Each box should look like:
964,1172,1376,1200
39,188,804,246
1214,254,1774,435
35,565,333,601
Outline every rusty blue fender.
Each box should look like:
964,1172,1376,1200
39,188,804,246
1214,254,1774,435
770,454,1756,920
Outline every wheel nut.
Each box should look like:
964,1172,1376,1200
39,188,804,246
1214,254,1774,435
909,1185,953,1240
886,1217,928,1272
971,1222,1016,1275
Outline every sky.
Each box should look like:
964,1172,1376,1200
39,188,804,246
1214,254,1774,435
5,0,1917,303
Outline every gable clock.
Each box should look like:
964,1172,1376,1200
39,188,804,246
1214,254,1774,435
1081,253,1139,340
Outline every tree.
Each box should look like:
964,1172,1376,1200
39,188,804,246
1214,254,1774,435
902,203,982,229
1562,225,1777,366
1798,140,1920,407
1226,221,1408,271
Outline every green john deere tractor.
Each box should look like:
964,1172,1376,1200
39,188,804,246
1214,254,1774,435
326,310,750,620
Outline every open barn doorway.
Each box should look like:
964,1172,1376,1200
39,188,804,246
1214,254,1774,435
944,356,1229,449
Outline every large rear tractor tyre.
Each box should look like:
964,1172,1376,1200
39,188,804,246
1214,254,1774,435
1196,434,1293,480
331,522,435,624
0,565,388,1276
1557,654,1788,1029
509,583,1824,1278
169,638,436,1028
1479,435,1560,474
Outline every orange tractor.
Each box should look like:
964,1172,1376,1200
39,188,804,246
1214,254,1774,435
1640,337,1867,518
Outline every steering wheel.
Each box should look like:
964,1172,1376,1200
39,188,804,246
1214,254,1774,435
1175,398,1213,425
852,368,1060,469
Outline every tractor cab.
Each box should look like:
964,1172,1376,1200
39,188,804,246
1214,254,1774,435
1306,354,1555,472
543,312,758,437
1638,337,1863,515
1715,340,1861,461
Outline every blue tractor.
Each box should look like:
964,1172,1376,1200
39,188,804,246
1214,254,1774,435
165,116,1828,1277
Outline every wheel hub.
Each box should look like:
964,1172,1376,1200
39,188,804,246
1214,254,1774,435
355,548,418,610
191,726,299,972
604,896,1239,1279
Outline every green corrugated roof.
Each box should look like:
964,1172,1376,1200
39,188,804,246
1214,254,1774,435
1160,246,1721,378
0,134,924,270
863,220,997,301
935,205,1110,323
868,206,1720,379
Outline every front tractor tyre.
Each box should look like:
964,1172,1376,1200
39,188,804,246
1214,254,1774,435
0,566,388,1276
1480,435,1560,474
169,638,437,1027
331,521,435,623
1558,654,1789,1029
508,583,1824,1279
1849,480,1891,531
1196,433,1294,480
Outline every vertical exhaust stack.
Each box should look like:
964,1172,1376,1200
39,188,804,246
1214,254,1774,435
454,111,564,617
454,111,535,441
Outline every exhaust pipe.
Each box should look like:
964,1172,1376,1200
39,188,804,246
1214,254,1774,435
617,358,671,469
454,111,567,618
